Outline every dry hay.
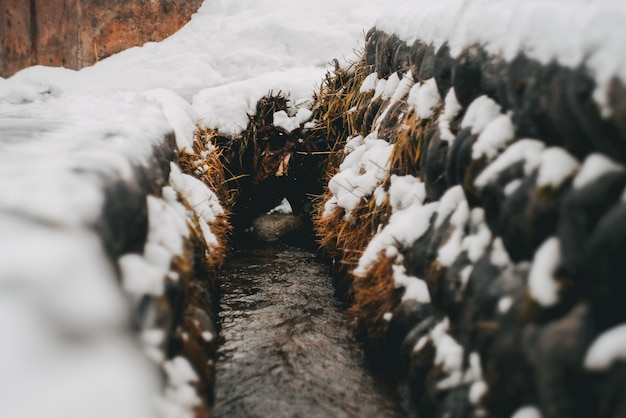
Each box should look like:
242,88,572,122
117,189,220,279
389,109,435,178
350,253,404,355
175,125,235,276
308,56,374,168
178,126,236,210
313,65,451,354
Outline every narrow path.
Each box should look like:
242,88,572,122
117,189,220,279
213,244,405,417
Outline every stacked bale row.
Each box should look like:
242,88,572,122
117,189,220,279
114,128,230,416
315,28,626,418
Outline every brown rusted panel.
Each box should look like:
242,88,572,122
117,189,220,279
0,0,203,78
0,0,33,78
79,0,202,66
35,0,79,69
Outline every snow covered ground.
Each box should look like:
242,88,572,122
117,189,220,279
0,1,392,417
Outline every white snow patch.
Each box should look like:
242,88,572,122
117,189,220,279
269,198,293,214
537,148,580,189
169,163,223,224
119,254,165,297
491,237,511,267
382,72,401,101
354,202,439,277
415,78,441,120
325,135,393,218
462,95,502,135
504,179,523,196
273,107,313,133
498,297,514,314
389,175,426,211
439,88,462,143
393,264,432,303
474,139,546,190
584,324,626,371
360,72,379,93
435,185,466,229
143,88,199,153
573,153,625,189
391,71,416,103
472,114,515,161
528,237,561,307
462,208,492,263
511,406,543,418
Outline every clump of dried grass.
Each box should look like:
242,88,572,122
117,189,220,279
308,56,374,167
389,110,434,178
178,126,236,211
350,254,404,353
175,124,236,273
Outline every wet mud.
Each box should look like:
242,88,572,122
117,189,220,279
213,244,406,417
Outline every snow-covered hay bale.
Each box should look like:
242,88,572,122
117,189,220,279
314,21,626,418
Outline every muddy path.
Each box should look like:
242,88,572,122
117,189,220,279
213,244,406,417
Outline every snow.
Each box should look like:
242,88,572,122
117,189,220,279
389,175,426,211
584,323,626,371
169,163,224,224
474,139,546,190
325,135,394,218
413,78,442,120
463,208,492,263
528,237,562,307
536,148,580,189
360,72,379,93
391,71,416,104
498,297,514,314
573,153,624,189
511,406,543,418
119,254,166,297
435,185,466,229
437,199,470,267
273,107,314,133
439,88,463,143
381,72,402,101
462,95,503,136
491,237,512,268
393,264,432,303
472,113,515,161
354,202,438,277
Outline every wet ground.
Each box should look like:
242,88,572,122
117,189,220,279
213,244,406,417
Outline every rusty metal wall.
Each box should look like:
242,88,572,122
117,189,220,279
0,0,203,77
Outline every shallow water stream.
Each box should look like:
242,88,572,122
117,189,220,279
213,244,405,417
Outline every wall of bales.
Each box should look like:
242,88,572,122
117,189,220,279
0,0,202,77
314,28,626,418
100,128,230,415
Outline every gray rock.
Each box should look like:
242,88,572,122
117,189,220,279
251,213,304,242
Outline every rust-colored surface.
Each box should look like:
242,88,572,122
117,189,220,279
1,0,203,78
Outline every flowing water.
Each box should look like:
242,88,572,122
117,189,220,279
213,244,406,417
